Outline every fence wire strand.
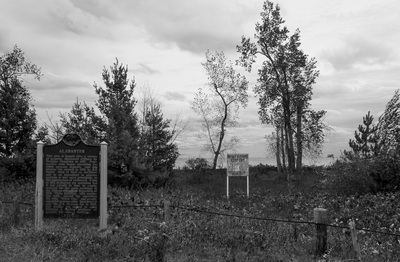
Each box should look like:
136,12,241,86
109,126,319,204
2,199,400,238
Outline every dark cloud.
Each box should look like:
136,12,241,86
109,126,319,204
163,91,186,101
322,36,395,71
117,0,260,54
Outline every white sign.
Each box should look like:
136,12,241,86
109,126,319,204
227,154,249,176
226,154,249,199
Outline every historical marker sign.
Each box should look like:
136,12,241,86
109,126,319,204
43,134,100,218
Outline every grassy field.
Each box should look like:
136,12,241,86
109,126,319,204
1,166,400,261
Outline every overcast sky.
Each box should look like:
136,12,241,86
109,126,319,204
1,0,400,161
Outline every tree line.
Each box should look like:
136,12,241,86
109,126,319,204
6,0,396,185
0,47,178,187
1,1,330,186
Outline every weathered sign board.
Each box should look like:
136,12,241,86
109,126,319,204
226,154,249,198
35,134,108,231
227,154,249,176
43,136,100,218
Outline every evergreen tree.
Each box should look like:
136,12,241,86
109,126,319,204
349,111,379,158
93,59,139,178
59,99,107,144
140,104,178,172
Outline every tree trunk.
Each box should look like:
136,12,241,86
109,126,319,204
276,127,282,173
213,123,225,169
212,152,219,169
280,125,286,171
296,104,303,171
283,98,295,172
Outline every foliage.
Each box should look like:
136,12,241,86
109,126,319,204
139,103,179,173
0,45,41,157
368,155,400,192
376,89,400,156
237,1,322,171
249,163,277,177
59,99,107,144
3,168,400,261
325,157,378,196
0,45,44,181
348,111,379,158
300,109,328,160
192,50,248,169
342,91,400,192
93,58,140,184
184,157,210,170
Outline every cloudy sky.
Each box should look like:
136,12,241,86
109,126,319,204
1,0,400,162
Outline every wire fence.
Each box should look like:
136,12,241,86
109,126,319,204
2,199,400,260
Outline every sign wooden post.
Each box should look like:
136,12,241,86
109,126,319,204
99,141,108,230
35,141,44,231
226,154,249,199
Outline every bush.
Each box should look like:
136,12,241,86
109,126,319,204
325,158,377,196
108,166,174,189
184,157,210,170
107,166,144,189
249,163,276,177
368,155,400,191
326,154,400,196
0,153,35,182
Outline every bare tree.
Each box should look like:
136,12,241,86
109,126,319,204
192,50,248,169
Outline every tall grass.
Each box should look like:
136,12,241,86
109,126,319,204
1,165,400,261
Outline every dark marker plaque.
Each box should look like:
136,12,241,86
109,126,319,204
43,134,100,218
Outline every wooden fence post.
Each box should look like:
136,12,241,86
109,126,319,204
314,208,328,256
164,200,170,225
349,220,361,261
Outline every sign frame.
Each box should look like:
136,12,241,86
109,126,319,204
35,134,108,231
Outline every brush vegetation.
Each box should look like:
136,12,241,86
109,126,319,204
1,162,400,261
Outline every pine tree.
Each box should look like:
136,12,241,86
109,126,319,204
93,59,139,178
140,104,178,172
59,99,107,144
349,111,379,158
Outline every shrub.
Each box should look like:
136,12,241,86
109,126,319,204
327,153,400,196
107,166,144,189
184,157,210,170
325,158,377,196
368,155,400,191
249,163,276,177
0,153,35,182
